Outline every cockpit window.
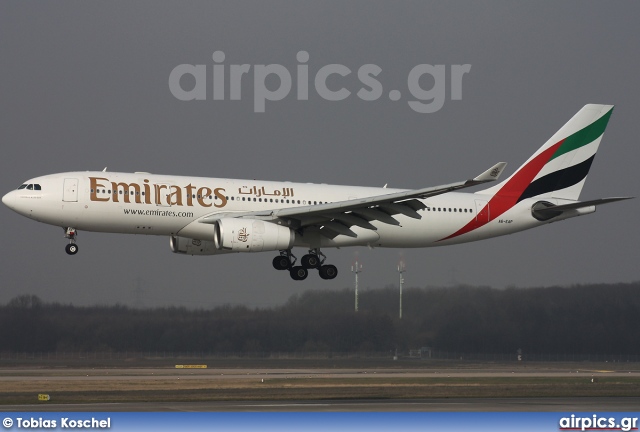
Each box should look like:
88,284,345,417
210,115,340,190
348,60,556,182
17,184,41,190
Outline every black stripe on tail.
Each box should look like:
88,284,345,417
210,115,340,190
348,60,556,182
517,155,595,203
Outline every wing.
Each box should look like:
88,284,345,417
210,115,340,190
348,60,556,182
200,162,507,238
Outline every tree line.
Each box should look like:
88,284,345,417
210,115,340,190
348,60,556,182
1,282,639,355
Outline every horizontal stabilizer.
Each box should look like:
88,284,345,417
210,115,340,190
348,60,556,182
532,197,633,221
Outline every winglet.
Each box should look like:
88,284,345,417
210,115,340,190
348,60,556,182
472,162,507,183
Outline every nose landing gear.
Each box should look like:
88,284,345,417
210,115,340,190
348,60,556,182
272,249,338,281
64,227,78,255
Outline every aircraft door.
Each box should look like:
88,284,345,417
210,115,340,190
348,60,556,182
475,200,489,224
63,178,79,202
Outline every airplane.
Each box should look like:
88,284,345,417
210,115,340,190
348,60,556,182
2,104,632,281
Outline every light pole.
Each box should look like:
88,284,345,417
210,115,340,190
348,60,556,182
351,260,362,312
398,260,406,319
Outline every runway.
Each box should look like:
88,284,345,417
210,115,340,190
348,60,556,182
4,397,640,412
2,364,639,411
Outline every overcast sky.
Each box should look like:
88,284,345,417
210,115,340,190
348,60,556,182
1,1,638,308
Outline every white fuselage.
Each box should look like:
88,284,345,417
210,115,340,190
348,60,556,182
2,171,563,251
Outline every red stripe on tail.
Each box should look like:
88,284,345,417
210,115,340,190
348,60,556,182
438,140,564,241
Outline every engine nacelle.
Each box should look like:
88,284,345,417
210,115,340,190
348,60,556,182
170,235,220,255
214,218,295,252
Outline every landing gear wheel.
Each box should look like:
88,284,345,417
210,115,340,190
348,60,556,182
64,227,78,255
319,264,338,280
290,266,308,281
272,255,290,270
301,254,320,269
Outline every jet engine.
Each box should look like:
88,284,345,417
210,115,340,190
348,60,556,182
214,218,295,252
170,235,220,255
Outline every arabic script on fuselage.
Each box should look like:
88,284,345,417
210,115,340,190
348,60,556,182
238,185,294,198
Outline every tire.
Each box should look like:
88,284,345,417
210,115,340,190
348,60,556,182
301,254,320,269
289,266,308,281
65,244,78,255
319,264,338,280
272,255,290,270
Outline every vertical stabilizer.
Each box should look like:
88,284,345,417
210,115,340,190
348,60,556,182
478,104,613,201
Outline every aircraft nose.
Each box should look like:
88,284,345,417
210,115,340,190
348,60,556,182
2,190,16,210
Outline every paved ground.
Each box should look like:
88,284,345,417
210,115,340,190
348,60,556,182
3,397,640,412
2,363,639,411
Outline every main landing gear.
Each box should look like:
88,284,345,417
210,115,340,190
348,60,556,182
64,227,78,255
272,249,338,281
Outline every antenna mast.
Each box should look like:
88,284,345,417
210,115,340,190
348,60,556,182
351,260,363,312
398,260,406,319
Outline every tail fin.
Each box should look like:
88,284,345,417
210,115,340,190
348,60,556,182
478,104,613,201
